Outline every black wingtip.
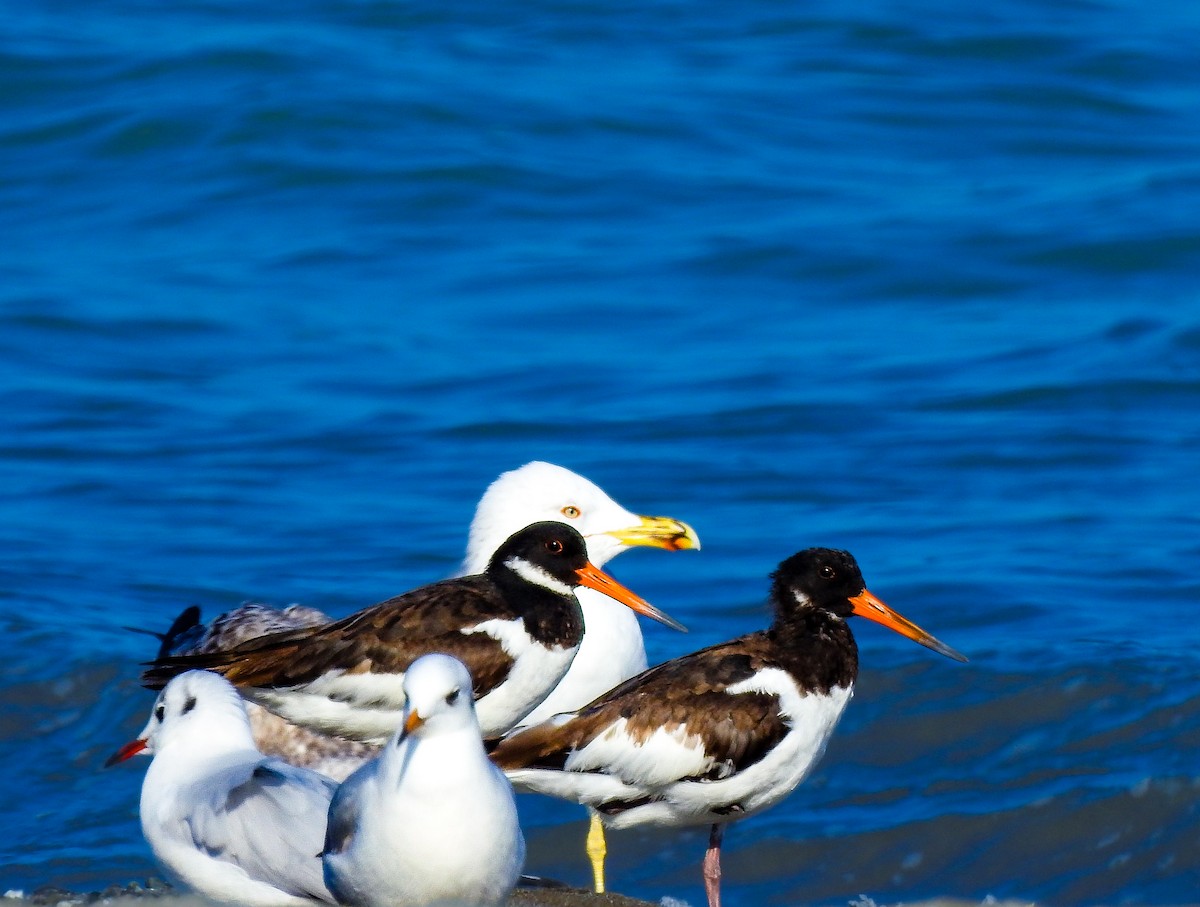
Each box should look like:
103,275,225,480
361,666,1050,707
156,605,203,659
123,605,204,661
121,625,166,640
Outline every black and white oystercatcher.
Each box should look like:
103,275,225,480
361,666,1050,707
490,547,966,907
143,522,684,745
146,461,698,780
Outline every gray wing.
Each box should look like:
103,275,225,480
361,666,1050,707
187,757,338,903
322,764,371,858
165,603,332,657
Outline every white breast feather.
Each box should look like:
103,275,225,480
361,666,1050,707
628,669,853,827
515,668,856,831
518,588,646,725
463,618,578,736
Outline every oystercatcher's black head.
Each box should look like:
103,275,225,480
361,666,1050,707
487,521,687,631
487,521,591,587
771,547,967,663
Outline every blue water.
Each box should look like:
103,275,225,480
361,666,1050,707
3,1,1200,904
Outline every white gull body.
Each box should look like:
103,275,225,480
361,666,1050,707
321,654,524,907
108,671,337,907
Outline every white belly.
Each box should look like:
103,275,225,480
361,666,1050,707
508,675,855,831
325,746,524,906
517,589,647,725
609,680,854,829
465,618,579,736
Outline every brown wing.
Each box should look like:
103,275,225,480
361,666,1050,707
491,631,790,780
142,576,518,698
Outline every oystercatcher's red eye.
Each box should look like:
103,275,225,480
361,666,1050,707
819,565,836,579
545,539,564,554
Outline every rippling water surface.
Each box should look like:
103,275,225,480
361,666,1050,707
3,1,1199,905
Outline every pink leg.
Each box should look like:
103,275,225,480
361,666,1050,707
702,823,724,907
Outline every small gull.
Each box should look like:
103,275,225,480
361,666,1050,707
106,670,338,907
322,653,524,907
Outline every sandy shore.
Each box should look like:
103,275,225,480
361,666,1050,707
3,879,1090,907
0,882,1074,907
510,887,657,907
4,879,659,907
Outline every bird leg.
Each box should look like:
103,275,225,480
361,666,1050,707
586,810,608,893
703,823,724,907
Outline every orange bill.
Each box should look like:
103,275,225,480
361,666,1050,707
849,589,967,663
104,737,148,768
575,562,688,633
404,708,424,736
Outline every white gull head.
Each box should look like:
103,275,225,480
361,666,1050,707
461,461,644,573
398,653,480,741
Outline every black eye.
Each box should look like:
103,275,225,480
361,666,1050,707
182,696,197,715
561,505,581,519
445,689,460,706
819,565,836,579
545,538,564,554
154,704,165,722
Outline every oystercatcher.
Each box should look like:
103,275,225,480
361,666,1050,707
490,547,966,907
145,461,698,783
142,522,684,746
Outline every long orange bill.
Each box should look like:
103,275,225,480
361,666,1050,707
104,738,148,768
575,562,688,633
849,589,967,663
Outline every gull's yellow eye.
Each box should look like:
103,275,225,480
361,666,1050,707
561,505,581,519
